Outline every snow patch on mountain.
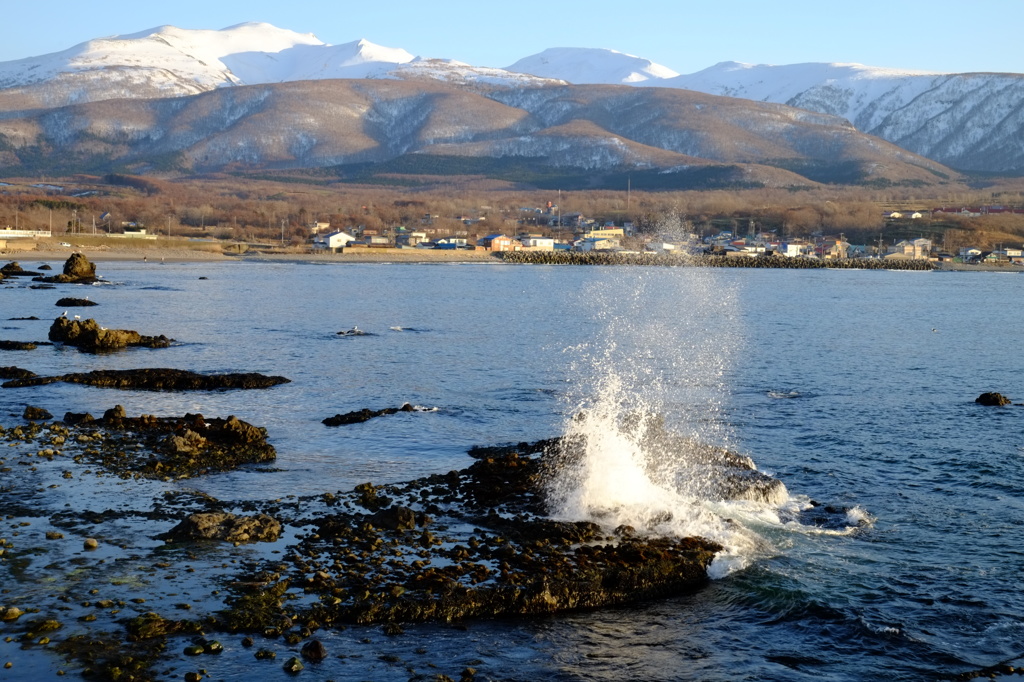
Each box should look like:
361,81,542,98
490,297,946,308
506,47,678,84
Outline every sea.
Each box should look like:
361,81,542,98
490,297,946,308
2,258,1023,681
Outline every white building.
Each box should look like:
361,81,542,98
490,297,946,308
313,230,356,252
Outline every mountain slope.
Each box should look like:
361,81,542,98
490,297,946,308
0,79,953,188
656,61,1024,172
0,23,1012,174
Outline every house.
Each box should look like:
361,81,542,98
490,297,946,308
520,236,554,251
577,237,617,252
959,246,983,262
886,238,932,260
777,241,810,258
432,237,468,249
394,231,428,247
583,227,624,240
309,221,331,235
476,234,520,252
313,230,356,252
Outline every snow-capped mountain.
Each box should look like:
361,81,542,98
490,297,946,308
0,23,557,112
657,61,1024,173
0,23,1021,173
506,47,678,84
509,56,1024,173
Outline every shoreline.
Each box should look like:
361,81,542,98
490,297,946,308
0,243,501,264
3,242,1022,271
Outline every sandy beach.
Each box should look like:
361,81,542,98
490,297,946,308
0,238,502,264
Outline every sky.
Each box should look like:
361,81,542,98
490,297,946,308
2,0,1022,75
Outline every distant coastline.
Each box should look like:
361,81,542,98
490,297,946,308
3,240,1021,271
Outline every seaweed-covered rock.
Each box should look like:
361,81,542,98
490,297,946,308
161,512,282,544
48,317,172,352
22,405,52,421
3,367,291,391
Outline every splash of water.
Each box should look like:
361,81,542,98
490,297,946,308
545,249,789,575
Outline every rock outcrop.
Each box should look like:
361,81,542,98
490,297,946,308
976,392,1012,406
35,253,97,283
161,512,282,544
0,262,43,277
55,297,98,307
48,316,172,352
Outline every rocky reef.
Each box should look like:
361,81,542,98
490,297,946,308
3,367,291,391
0,412,727,680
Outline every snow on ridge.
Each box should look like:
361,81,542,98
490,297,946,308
506,47,679,84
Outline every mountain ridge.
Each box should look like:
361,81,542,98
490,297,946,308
0,23,1016,175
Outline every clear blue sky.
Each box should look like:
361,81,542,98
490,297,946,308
3,0,1021,75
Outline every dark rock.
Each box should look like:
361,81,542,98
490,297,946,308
38,264,52,270
0,366,36,380
48,316,172,352
35,253,98,283
369,505,417,531
125,612,201,639
55,297,98,307
52,411,278,479
62,411,95,425
162,512,282,544
0,340,36,351
323,403,417,426
0,262,42,277
22,405,52,421
103,404,127,420
976,392,1012,406
7,316,39,321
300,640,327,662
3,367,291,391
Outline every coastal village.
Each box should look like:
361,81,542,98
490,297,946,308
305,203,1024,265
2,191,1023,265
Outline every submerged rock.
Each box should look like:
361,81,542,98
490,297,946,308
48,316,172,352
0,340,37,351
3,367,291,391
323,403,416,426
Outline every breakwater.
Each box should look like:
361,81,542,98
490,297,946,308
500,251,935,270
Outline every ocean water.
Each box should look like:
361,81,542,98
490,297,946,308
2,259,1023,680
